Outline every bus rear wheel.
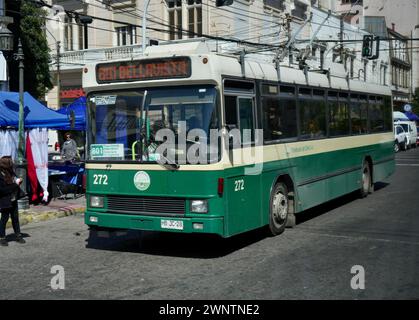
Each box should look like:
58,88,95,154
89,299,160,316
268,182,289,236
360,162,372,198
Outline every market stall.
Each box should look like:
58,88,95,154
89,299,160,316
0,91,70,202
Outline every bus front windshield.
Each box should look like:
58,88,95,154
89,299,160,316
87,86,219,164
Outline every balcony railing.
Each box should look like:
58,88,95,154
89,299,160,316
50,44,144,71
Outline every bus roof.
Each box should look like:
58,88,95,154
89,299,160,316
83,40,392,97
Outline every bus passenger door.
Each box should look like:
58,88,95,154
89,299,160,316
224,95,262,236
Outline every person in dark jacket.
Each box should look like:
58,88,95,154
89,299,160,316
0,156,25,246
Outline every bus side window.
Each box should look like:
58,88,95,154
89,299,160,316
224,95,255,145
238,98,254,144
225,95,238,129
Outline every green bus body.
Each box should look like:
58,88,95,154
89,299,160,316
85,140,394,237
83,47,395,238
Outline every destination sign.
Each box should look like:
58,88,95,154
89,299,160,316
96,57,191,84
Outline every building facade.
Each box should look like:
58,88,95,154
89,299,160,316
334,0,419,105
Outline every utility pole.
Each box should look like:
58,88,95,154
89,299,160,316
410,30,413,101
142,0,151,54
286,13,292,65
340,14,344,63
56,40,61,109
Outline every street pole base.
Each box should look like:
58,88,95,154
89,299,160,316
18,197,30,211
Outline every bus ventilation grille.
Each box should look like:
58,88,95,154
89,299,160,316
107,196,186,216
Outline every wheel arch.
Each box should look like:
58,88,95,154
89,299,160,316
270,173,296,214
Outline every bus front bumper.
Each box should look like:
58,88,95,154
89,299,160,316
85,211,225,237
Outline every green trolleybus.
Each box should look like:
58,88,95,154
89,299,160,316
83,41,394,238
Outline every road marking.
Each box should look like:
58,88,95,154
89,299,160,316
396,164,419,167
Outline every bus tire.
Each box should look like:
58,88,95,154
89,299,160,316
268,182,289,236
360,161,371,198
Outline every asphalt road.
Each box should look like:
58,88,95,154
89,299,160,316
1,148,419,300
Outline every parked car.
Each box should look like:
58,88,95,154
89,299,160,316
394,124,408,152
394,120,417,149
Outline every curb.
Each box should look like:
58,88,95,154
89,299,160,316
6,206,85,229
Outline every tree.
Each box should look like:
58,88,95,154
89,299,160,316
6,0,53,100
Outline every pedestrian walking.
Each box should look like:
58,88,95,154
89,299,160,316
0,156,26,246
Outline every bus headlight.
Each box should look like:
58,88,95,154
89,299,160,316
90,196,104,208
190,200,208,213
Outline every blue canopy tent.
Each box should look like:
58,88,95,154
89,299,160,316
0,91,69,128
56,97,86,130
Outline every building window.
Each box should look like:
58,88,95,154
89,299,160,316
291,0,308,20
264,0,286,11
64,16,73,51
187,0,202,38
116,25,136,46
341,0,360,4
167,0,183,40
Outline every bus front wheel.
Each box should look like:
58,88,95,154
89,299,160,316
268,182,289,236
360,161,372,198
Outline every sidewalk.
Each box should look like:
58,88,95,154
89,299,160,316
7,195,86,229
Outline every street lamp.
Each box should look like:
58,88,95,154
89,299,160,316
76,14,93,50
0,5,29,210
0,11,14,91
0,20,29,209
0,0,13,52
0,22,13,51
13,39,29,210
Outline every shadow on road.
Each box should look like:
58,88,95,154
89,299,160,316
85,227,269,259
85,182,390,258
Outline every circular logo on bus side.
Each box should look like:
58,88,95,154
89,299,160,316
134,171,151,191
